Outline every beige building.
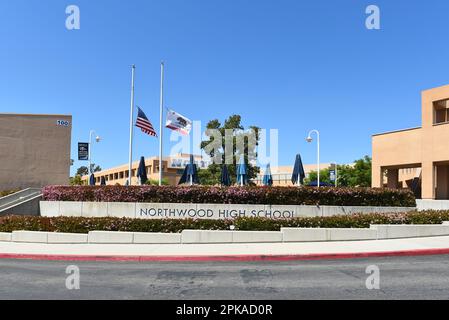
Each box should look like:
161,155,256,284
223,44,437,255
255,164,334,186
0,113,72,190
82,153,211,186
372,84,449,199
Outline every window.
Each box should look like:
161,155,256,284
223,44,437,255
433,99,449,124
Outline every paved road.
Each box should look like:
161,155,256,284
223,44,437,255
1,255,449,299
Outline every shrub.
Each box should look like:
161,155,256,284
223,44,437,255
42,185,416,207
1,210,448,233
0,189,20,197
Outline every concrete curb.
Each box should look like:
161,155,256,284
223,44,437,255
2,248,449,262
2,223,449,244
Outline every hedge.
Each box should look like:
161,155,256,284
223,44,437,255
0,189,19,197
42,185,416,207
2,211,449,233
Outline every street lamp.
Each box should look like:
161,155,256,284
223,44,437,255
306,129,320,187
88,130,101,176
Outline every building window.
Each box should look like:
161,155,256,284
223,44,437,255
434,99,449,124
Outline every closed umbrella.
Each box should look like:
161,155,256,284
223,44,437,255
89,173,95,186
236,155,247,186
136,156,148,185
178,155,200,185
100,176,106,186
262,164,273,186
291,154,306,186
220,164,231,186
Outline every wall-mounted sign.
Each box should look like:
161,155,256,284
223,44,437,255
78,142,89,161
329,170,336,182
56,120,70,127
169,158,211,169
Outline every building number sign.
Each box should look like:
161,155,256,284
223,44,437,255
57,120,70,127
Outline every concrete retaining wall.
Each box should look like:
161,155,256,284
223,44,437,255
281,228,378,242
181,230,283,244
1,223,449,244
11,231,48,243
371,224,449,239
40,201,413,220
0,232,12,242
0,231,183,244
416,200,449,211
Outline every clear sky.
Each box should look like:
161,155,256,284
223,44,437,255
2,0,449,175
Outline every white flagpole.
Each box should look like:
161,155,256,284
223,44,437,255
128,65,136,186
159,61,164,186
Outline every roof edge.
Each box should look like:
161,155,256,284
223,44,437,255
372,126,422,137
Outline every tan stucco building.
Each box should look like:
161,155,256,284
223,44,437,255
372,84,449,199
255,164,334,186
81,153,211,186
0,113,72,190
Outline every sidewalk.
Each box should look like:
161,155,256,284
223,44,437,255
1,236,449,261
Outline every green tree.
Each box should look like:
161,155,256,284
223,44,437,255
145,178,170,186
69,175,84,186
304,156,372,187
304,167,334,186
76,164,102,177
338,156,372,187
199,115,260,185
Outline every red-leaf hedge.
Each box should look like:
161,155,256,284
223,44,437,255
42,185,416,207
2,211,449,233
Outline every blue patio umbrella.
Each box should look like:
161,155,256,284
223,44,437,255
178,155,200,185
262,164,273,186
136,156,148,185
236,155,247,186
291,154,306,186
89,173,95,186
220,164,231,186
100,176,106,186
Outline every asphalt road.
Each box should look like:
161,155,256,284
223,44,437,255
1,255,449,300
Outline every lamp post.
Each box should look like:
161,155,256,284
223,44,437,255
88,130,101,176
306,130,320,187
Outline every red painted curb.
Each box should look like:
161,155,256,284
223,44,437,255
1,248,449,262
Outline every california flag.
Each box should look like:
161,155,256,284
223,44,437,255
165,109,192,135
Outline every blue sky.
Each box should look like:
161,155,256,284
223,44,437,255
2,0,449,175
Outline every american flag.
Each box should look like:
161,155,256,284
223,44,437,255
135,106,157,137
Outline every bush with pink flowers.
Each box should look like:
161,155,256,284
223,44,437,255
2,211,449,233
42,185,416,207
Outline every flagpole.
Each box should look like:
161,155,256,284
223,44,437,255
128,65,136,186
159,61,164,186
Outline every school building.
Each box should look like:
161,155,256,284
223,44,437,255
372,84,449,200
0,113,72,190
81,153,211,186
255,164,335,186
